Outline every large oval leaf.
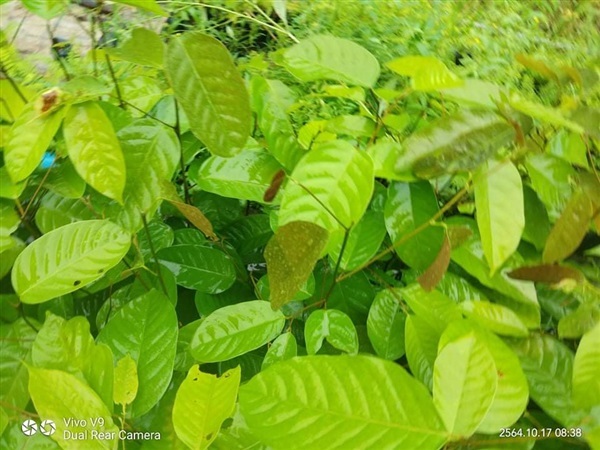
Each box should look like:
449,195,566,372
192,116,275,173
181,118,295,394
279,140,374,231
28,367,119,450
264,221,328,310
474,160,524,273
433,330,497,439
112,119,180,231
157,244,236,293
387,56,462,91
385,181,444,269
97,289,178,418
262,332,297,370
281,35,380,88
405,314,439,390
459,301,529,337
166,32,251,157
4,102,66,182
172,365,240,450
239,355,448,449
190,300,285,363
12,220,130,304
194,149,283,203
63,102,126,202
34,192,95,234
397,111,515,180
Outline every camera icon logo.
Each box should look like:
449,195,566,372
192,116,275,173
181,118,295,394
21,420,37,436
40,420,56,436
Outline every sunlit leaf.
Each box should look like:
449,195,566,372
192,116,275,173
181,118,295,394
387,55,462,91
166,32,251,157
107,27,164,68
459,300,529,337
572,323,600,411
367,289,406,360
304,309,358,355
114,355,138,407
262,333,297,370
239,355,448,449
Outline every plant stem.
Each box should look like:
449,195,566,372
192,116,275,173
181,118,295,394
174,99,191,203
323,227,351,304
105,55,125,108
140,214,169,297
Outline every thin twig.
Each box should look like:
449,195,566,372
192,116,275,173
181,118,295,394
140,214,169,297
105,55,125,108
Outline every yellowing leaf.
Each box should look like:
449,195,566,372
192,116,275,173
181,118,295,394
114,355,138,407
265,221,328,309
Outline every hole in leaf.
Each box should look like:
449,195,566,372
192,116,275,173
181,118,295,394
73,280,81,286
205,433,213,441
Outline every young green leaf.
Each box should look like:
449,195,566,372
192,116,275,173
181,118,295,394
387,55,462,91
366,141,406,180
98,289,178,418
63,102,126,202
433,331,497,439
405,314,441,390
264,221,328,310
12,220,130,304
166,32,251,157
250,76,306,170
172,365,240,450
112,0,167,16
459,301,529,337
281,35,380,87
558,303,600,339
21,0,67,20
4,102,66,182
193,149,284,203
44,159,86,199
367,290,407,360
474,160,524,273
239,355,448,450
107,27,164,68
32,315,114,408
279,140,374,232
114,355,138,407
572,323,600,411
190,301,285,363
304,309,359,355
400,284,462,335
28,367,119,449
522,185,552,250
262,333,297,370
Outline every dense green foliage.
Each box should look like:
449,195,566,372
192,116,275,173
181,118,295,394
1,0,599,449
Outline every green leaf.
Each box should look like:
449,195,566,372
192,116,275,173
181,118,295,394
114,354,138,407
385,181,444,269
400,284,462,335
112,119,180,231
0,167,26,199
325,271,376,324
367,289,406,360
97,289,178,417
279,140,374,231
239,355,448,450
326,115,376,138
438,320,529,434
573,323,600,410
157,244,236,293
12,220,130,304
44,159,86,199
32,314,114,408
522,185,552,251
0,319,37,419
387,55,462,91
433,330,497,438
543,189,595,263
547,130,589,168
509,94,584,133
525,153,575,220
166,32,251,157
28,367,119,449
397,111,515,180
459,301,528,337
265,221,328,309
63,102,126,202
262,332,297,370
474,160,524,273
328,209,386,271
172,365,240,450
405,314,440,390
112,0,167,16
440,79,505,109
0,201,19,252
558,303,600,339
4,102,66,182
508,334,586,427
280,35,380,88
190,300,285,363
366,141,405,180
250,76,306,170
304,309,358,355
193,149,283,203
107,27,164,68
34,192,95,234
0,238,25,279
21,0,67,19
121,76,162,115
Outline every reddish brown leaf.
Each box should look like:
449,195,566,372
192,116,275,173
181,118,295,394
418,234,451,292
508,264,584,284
263,169,286,203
